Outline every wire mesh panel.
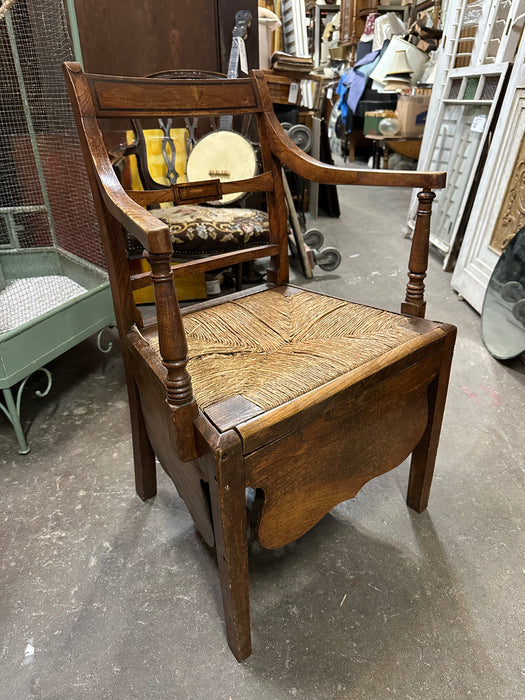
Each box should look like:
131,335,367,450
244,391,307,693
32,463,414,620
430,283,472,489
0,0,114,453
0,0,107,334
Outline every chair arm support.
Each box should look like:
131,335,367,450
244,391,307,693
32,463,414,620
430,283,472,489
402,189,435,318
86,120,172,255
81,126,193,400
264,110,446,190
96,152,196,450
261,104,442,319
91,131,197,456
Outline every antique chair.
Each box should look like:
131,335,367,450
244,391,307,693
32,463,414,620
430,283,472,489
64,62,456,661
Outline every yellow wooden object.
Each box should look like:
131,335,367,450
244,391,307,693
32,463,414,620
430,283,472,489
126,129,206,302
127,128,188,188
129,258,206,303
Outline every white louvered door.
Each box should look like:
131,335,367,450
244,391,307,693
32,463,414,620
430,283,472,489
451,40,525,311
406,0,525,269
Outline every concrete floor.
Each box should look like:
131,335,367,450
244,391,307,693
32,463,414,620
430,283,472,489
1,182,524,700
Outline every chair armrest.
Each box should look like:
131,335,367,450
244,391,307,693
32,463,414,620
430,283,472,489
86,121,172,255
63,62,171,254
94,137,198,456
264,110,446,190
260,104,444,319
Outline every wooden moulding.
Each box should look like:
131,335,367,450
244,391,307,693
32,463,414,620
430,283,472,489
490,132,525,253
171,179,223,205
126,172,275,207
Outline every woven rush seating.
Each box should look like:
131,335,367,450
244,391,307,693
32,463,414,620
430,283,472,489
132,281,452,555
144,287,421,414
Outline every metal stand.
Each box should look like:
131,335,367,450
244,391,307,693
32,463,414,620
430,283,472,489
0,368,52,454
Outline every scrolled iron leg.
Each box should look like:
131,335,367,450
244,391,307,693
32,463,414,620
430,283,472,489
96,326,114,354
1,388,29,454
0,368,52,455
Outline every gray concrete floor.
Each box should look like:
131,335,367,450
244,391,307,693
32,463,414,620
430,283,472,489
1,182,524,700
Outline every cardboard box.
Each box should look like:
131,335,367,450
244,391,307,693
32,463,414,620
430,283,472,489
329,46,348,61
364,110,396,136
396,94,430,137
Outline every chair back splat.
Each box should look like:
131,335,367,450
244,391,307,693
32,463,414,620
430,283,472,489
64,61,455,661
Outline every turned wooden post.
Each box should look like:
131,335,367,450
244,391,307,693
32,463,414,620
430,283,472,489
252,70,290,287
401,188,435,319
148,249,198,461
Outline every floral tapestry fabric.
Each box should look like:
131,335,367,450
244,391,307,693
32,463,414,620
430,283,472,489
150,205,270,254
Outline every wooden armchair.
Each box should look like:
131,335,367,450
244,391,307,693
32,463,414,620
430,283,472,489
64,62,456,661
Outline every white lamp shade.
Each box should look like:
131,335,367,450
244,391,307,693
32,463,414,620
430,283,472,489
384,50,413,77
370,37,429,87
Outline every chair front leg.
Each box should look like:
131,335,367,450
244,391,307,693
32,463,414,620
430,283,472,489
407,325,456,511
209,431,251,661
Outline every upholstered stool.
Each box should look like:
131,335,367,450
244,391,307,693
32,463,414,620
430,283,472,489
150,205,270,255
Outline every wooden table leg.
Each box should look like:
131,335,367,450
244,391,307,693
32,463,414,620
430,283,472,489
382,142,390,170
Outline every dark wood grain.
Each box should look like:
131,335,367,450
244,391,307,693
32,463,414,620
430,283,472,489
205,395,265,433
73,0,220,76
73,0,258,79
88,75,261,117
401,189,435,318
126,172,275,206
407,324,457,510
245,356,437,548
127,334,215,545
130,245,279,291
65,63,456,662
205,428,251,661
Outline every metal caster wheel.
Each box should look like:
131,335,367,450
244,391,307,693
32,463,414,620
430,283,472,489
315,247,342,271
288,124,312,153
303,228,324,250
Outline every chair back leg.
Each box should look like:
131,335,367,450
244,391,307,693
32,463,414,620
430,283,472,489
128,376,157,501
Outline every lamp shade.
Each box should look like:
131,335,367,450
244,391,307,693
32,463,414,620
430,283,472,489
384,50,413,78
370,36,429,87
